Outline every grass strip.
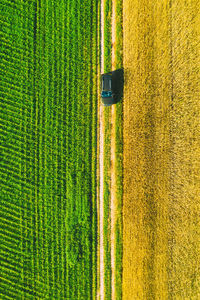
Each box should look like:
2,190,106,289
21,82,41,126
103,0,112,298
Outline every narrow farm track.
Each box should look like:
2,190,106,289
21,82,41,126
99,0,119,298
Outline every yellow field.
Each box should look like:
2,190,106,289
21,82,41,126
123,0,200,299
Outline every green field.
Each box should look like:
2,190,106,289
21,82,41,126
0,0,99,298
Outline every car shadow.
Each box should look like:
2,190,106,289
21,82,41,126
111,68,124,104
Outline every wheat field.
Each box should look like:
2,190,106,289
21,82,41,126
123,0,200,299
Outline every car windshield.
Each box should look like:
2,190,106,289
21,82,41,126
101,91,112,97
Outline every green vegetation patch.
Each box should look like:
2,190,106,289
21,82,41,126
103,0,112,298
0,0,99,298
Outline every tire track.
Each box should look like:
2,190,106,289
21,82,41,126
99,0,105,298
111,0,117,299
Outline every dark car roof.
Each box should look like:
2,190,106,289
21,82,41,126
102,74,112,91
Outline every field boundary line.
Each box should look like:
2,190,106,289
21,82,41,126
110,0,117,299
96,0,101,298
99,0,105,299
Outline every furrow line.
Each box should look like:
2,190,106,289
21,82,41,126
60,0,65,296
54,2,61,297
43,0,50,295
49,0,55,295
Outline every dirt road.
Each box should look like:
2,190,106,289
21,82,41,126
99,0,117,298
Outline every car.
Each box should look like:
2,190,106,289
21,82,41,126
101,73,115,106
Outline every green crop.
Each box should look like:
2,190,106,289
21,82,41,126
0,0,99,298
